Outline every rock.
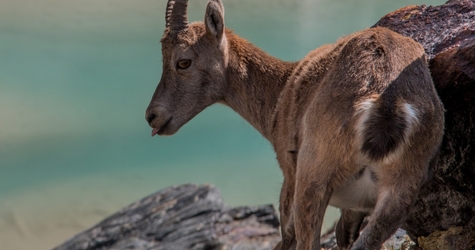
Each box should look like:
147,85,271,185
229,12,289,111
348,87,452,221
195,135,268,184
53,184,281,250
417,216,475,250
382,229,416,250
374,0,475,243
374,0,475,60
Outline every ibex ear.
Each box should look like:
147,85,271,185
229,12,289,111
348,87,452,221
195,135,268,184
205,0,225,45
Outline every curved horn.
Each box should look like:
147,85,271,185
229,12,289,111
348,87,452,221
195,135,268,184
165,0,189,31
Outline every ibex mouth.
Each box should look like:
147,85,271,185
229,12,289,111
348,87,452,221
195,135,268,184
151,118,172,137
151,128,160,137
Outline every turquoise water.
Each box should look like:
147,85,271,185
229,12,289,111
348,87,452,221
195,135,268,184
0,0,444,249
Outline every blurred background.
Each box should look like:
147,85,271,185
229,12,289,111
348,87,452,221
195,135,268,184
0,0,444,249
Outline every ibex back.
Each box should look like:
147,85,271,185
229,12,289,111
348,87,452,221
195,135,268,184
145,1,445,249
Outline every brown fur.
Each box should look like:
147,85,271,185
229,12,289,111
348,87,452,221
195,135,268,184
146,1,445,249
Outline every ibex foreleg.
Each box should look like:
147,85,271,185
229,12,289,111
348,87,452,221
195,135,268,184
278,177,297,250
293,142,335,250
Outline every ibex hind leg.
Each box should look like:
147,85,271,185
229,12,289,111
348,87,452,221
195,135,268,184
350,161,427,250
336,209,366,250
351,83,426,249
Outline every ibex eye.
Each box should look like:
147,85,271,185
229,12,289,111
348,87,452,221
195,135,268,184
177,59,192,69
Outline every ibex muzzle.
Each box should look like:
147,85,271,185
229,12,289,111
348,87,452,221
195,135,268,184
146,0,227,136
145,0,445,249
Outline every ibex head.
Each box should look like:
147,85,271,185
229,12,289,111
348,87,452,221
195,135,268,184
146,0,227,136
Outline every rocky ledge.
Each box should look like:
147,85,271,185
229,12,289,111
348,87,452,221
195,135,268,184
53,184,280,250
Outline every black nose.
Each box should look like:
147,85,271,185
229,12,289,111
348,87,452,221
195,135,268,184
146,113,156,124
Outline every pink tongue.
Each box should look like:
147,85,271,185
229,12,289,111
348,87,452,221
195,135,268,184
151,128,160,137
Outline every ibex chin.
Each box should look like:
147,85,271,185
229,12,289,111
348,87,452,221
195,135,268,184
145,0,445,249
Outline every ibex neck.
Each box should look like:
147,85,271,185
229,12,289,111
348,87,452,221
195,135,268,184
222,30,297,140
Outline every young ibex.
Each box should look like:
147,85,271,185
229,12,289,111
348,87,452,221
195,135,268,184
145,0,445,249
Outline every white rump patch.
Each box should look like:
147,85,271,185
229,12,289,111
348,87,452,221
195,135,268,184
394,102,419,157
355,99,375,131
402,103,419,135
354,98,376,155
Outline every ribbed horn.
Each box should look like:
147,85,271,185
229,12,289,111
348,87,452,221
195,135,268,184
165,0,189,31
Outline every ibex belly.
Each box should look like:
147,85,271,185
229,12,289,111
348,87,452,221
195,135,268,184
329,166,379,213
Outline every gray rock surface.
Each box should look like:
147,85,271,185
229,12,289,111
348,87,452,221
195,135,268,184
53,184,281,250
